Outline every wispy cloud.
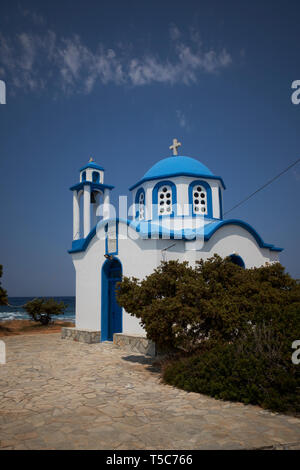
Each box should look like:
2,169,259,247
293,168,300,182
18,6,46,26
176,109,189,130
169,24,181,41
0,19,233,95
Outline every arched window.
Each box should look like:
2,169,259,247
229,254,245,268
153,180,176,217
138,192,145,220
92,171,100,183
189,180,212,218
82,171,86,182
193,184,207,215
135,188,146,220
158,184,172,215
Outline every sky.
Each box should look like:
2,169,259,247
0,0,299,296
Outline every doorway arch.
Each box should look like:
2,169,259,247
101,257,123,341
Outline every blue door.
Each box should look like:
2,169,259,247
101,258,122,341
108,278,122,340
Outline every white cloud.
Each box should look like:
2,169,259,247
176,110,189,130
0,22,233,95
19,6,45,26
18,33,36,71
293,168,300,182
169,24,181,41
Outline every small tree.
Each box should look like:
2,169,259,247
24,298,66,325
0,265,8,306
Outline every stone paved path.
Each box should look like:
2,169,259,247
0,334,299,450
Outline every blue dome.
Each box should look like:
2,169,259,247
143,156,213,180
129,155,225,190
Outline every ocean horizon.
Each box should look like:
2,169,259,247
0,296,75,322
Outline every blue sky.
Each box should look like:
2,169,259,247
0,0,299,296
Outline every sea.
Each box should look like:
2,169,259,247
0,296,75,322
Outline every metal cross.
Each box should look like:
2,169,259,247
169,138,182,156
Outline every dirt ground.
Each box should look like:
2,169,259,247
0,320,75,337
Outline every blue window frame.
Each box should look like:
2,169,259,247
135,188,146,220
188,180,212,218
152,180,177,218
92,171,100,183
82,171,86,182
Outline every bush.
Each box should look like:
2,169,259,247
24,298,66,325
117,256,300,352
163,324,300,412
117,256,300,412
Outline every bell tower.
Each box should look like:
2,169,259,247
70,158,114,240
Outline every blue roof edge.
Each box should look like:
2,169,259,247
70,181,114,191
129,173,226,191
68,217,283,254
79,163,105,171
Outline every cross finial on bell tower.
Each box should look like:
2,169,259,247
169,138,182,156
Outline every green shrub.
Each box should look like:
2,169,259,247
117,256,300,352
117,256,300,412
24,298,66,325
163,324,300,412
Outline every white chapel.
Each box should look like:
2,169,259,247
65,139,282,345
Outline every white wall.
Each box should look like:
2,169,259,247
72,232,105,331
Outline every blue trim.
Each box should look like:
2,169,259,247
229,254,245,268
68,217,283,253
82,171,86,182
101,257,123,342
104,222,108,254
152,180,177,218
135,187,145,219
219,187,223,220
188,180,213,219
129,173,226,191
70,181,114,192
80,162,105,172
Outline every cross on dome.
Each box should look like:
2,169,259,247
169,138,182,156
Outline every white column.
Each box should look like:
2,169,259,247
103,188,110,219
73,191,80,240
83,184,91,237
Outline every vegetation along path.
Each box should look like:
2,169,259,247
0,333,299,450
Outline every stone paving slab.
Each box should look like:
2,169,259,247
0,333,299,450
